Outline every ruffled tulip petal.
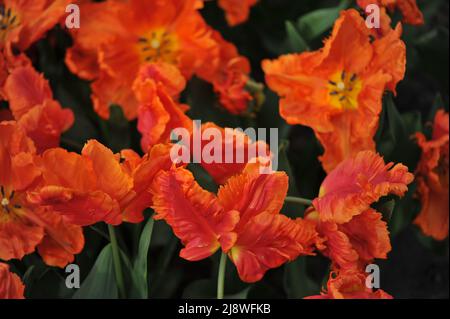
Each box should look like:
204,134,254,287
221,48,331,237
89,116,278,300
229,213,318,283
313,151,414,224
151,167,239,261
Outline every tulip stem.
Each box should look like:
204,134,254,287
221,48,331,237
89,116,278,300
217,252,227,300
108,224,126,299
284,196,313,206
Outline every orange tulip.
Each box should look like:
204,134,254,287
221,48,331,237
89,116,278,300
30,140,176,225
306,151,413,271
0,121,83,267
0,262,25,299
0,0,71,51
263,9,406,172
3,65,74,153
414,110,449,240
151,163,318,282
66,0,251,119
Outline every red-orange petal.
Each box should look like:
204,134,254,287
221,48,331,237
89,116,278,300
229,213,318,283
0,263,25,299
313,151,414,224
151,167,239,261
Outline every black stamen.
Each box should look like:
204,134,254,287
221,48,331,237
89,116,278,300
14,205,21,209
9,190,14,199
339,96,346,101
341,71,346,81
329,91,338,95
350,74,357,82
328,80,337,86
138,37,148,43
1,186,4,197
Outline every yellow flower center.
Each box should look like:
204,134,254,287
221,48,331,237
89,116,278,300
0,186,20,218
137,28,179,64
327,71,362,110
0,5,20,42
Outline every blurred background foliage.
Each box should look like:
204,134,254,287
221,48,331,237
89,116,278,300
10,0,449,299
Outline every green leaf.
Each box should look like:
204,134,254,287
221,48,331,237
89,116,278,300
376,199,396,222
73,244,119,299
129,218,154,298
386,95,408,144
284,257,319,298
285,21,309,53
297,0,350,41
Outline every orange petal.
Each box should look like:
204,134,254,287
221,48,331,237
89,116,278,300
307,269,393,299
229,213,318,283
36,209,85,268
339,208,391,262
82,140,133,202
197,122,272,184
217,165,288,231
0,209,45,261
151,167,239,261
3,65,53,119
218,0,258,26
0,263,25,299
313,151,414,224
396,0,424,25
121,144,175,223
317,222,359,270
414,110,449,240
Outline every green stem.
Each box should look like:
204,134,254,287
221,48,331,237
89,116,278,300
217,252,227,300
284,196,313,206
108,224,126,299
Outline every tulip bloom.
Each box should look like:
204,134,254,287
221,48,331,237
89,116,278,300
66,0,251,119
414,110,449,240
0,262,25,299
306,269,393,299
306,151,414,270
357,0,424,26
0,122,83,267
3,65,74,153
30,140,176,226
151,162,318,282
0,0,71,51
263,9,406,172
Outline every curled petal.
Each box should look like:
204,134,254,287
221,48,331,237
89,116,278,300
218,164,288,231
28,185,121,226
82,140,133,202
36,209,85,268
229,213,318,283
313,151,414,224
307,269,393,299
339,208,391,262
151,167,239,261
317,222,359,270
